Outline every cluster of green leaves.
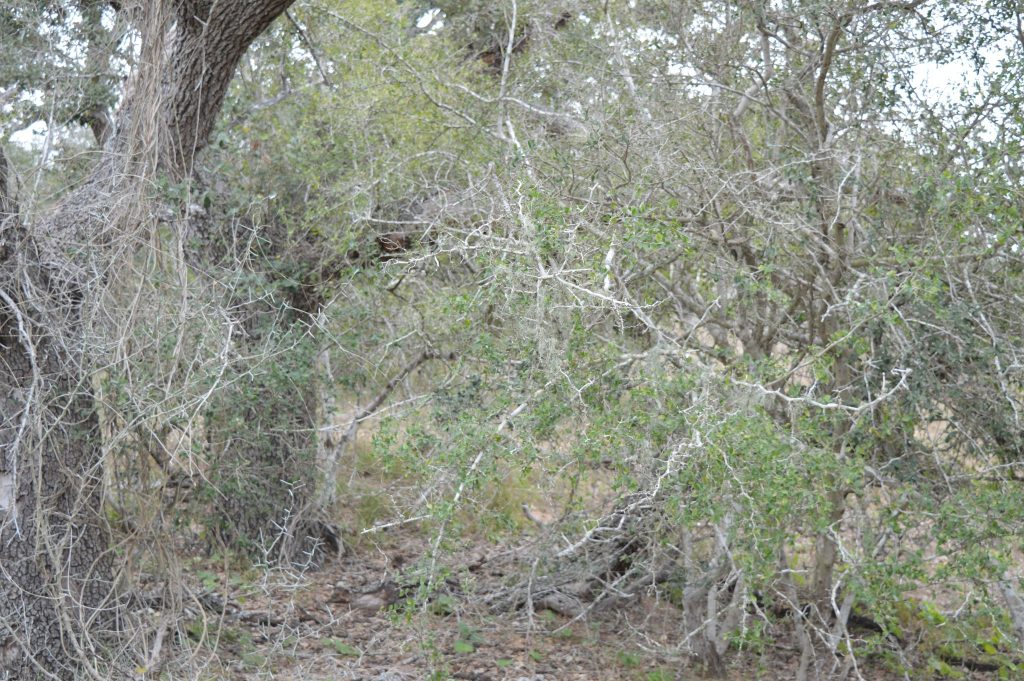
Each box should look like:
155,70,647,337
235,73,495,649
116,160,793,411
200,322,321,555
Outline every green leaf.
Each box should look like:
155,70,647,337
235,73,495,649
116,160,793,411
323,638,361,657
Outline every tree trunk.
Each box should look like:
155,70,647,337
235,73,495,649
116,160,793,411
0,145,13,218
0,2,293,677
0,344,112,680
811,488,847,606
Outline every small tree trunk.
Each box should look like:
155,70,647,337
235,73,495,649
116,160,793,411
0,145,14,218
683,574,727,678
681,522,735,678
998,574,1024,649
811,488,847,605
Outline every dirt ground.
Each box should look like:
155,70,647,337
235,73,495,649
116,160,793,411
170,528,1007,681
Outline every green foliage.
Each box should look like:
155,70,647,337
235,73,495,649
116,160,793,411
0,2,122,135
323,638,361,657
200,322,323,558
645,670,675,681
616,650,641,667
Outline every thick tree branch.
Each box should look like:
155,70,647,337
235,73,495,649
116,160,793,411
814,22,843,145
164,0,295,172
733,31,774,120
0,145,13,220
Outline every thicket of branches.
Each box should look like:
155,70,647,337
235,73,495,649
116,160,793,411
2,0,1024,678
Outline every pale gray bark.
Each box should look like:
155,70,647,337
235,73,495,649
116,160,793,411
0,145,13,223
998,575,1024,649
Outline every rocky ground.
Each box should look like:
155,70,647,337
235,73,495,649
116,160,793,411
159,527,1004,681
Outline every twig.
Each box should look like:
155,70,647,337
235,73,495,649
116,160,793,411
285,10,332,87
735,368,910,415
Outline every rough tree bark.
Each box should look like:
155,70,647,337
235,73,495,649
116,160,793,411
0,2,293,678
